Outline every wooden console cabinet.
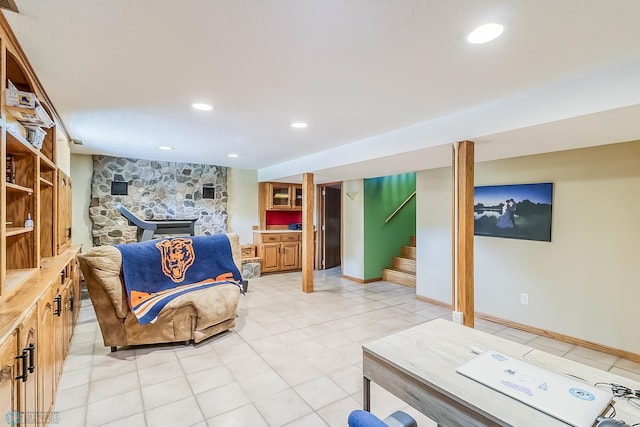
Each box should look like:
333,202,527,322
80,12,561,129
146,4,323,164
253,231,301,273
0,247,81,426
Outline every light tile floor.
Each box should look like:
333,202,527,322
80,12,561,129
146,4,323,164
52,268,640,426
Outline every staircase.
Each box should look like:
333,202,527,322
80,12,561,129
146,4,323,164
382,235,416,287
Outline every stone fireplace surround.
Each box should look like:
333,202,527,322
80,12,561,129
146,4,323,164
89,155,229,246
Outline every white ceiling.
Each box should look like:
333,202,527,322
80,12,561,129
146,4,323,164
5,1,640,183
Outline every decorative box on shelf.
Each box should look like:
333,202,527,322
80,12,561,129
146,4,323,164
24,125,46,149
6,104,54,128
5,81,54,129
5,87,36,109
241,244,256,258
5,155,15,183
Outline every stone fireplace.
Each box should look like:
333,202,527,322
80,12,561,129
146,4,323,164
89,155,228,246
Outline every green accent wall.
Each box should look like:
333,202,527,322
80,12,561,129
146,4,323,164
363,172,416,280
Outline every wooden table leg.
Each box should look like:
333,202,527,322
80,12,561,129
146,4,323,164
363,376,371,411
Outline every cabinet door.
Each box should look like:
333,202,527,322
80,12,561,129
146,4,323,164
280,242,300,271
63,282,74,358
293,185,303,210
70,258,81,324
53,289,65,383
260,243,281,272
17,306,38,427
0,332,17,426
268,183,292,209
37,287,56,420
56,172,72,254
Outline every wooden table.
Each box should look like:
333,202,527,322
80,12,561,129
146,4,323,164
362,318,640,426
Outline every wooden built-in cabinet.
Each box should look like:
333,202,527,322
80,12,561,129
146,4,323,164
253,231,301,273
1,14,79,427
0,247,81,426
1,14,72,297
258,182,304,230
264,183,302,210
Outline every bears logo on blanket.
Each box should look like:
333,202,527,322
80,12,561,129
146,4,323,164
156,238,196,282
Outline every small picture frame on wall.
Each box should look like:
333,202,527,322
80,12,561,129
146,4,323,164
474,182,553,242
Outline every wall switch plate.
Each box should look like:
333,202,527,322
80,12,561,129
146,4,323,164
453,311,464,324
520,293,529,305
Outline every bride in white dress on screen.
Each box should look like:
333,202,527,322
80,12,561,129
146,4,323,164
496,199,516,229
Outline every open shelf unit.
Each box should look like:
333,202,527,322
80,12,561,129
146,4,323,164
1,14,70,296
0,15,81,425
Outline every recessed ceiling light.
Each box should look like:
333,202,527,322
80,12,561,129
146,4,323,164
159,146,173,150
227,153,239,158
467,23,504,44
291,122,308,129
192,103,213,111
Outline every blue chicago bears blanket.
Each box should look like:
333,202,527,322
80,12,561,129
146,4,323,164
116,234,243,325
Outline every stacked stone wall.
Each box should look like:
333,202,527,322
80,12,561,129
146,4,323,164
89,156,228,246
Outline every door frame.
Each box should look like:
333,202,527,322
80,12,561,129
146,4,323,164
316,182,343,270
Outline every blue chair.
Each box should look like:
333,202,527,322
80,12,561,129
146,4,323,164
348,410,417,427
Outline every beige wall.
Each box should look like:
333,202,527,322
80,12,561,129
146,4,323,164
56,135,71,176
416,166,453,304
227,168,259,244
417,141,640,354
70,154,93,251
342,179,365,280
70,155,259,248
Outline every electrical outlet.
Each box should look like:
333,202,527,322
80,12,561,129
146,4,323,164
520,293,529,305
452,311,464,324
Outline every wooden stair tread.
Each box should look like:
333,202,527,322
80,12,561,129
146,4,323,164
384,267,415,275
382,267,416,288
400,246,416,259
392,256,416,262
391,257,416,273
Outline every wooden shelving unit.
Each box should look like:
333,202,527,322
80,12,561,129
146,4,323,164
5,181,33,194
39,176,54,187
0,14,73,295
5,226,33,237
1,14,80,425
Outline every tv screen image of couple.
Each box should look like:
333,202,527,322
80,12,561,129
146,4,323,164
474,182,553,242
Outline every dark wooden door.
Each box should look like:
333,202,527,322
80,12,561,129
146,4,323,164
323,186,341,269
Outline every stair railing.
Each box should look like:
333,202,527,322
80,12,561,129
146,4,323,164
385,191,416,223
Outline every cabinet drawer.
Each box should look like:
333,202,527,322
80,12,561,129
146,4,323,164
261,234,282,243
282,233,301,241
